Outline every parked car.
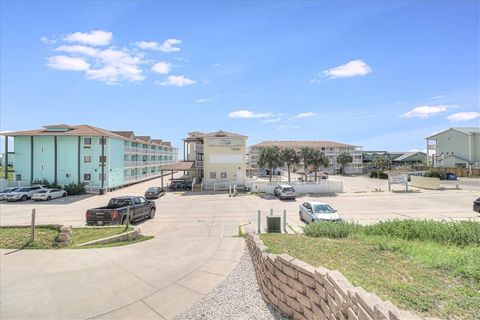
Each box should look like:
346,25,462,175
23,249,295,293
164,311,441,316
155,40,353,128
145,187,165,199
273,184,296,200
446,172,458,180
0,187,19,201
169,179,192,191
299,201,342,223
474,197,480,213
31,189,67,201
5,186,46,201
86,196,156,225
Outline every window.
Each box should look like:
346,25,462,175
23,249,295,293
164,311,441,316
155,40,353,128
99,156,107,164
220,172,227,179
84,173,91,181
209,172,217,179
41,164,44,171
41,146,46,153
139,197,147,204
84,138,92,148
84,155,91,163
99,173,106,181
99,137,107,145
133,197,141,205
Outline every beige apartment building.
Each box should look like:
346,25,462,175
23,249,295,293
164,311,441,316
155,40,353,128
248,140,363,175
183,130,247,190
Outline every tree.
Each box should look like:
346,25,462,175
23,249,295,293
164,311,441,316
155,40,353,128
300,147,315,181
281,148,300,182
258,146,284,182
337,152,353,174
372,153,391,171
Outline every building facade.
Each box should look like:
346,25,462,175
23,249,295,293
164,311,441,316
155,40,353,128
248,141,363,175
3,124,178,190
426,127,480,168
183,130,247,190
363,151,426,167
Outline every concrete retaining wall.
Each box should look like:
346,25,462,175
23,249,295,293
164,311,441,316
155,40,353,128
78,227,141,246
410,176,440,190
247,181,343,194
246,233,424,320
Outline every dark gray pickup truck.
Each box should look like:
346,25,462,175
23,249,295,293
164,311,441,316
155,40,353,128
86,196,156,225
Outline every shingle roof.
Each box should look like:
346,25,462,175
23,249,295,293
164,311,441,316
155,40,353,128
250,140,357,148
393,151,426,162
426,127,480,139
3,125,174,148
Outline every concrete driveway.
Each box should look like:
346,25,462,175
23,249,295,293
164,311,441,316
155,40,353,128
1,175,479,319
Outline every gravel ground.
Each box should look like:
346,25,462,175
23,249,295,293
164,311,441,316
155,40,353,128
174,248,289,320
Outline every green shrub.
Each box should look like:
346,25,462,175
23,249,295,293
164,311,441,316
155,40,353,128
304,221,362,238
364,220,480,246
369,170,388,179
424,170,446,180
63,182,86,195
32,178,62,189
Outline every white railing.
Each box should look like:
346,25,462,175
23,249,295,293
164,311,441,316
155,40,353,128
245,179,343,194
124,146,136,153
0,180,29,189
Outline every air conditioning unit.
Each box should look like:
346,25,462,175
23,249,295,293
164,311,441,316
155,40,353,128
266,215,281,233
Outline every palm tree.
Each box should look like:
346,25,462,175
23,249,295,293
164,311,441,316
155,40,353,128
337,152,353,174
300,147,315,181
281,148,300,182
258,146,284,182
310,150,330,181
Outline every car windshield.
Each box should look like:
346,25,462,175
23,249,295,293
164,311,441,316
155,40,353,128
313,204,335,214
36,191,47,194
16,188,29,192
1,188,14,193
147,187,157,192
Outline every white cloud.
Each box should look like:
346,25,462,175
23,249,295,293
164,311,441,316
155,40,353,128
322,59,372,79
151,62,172,74
401,105,453,118
431,95,443,100
228,110,271,119
136,39,181,52
64,30,112,46
293,112,316,119
262,117,282,123
40,36,57,45
47,55,90,71
86,49,144,83
447,112,480,122
277,125,299,130
157,75,196,87
55,45,98,57
195,95,219,103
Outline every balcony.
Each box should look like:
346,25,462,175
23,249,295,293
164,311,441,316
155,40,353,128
124,146,136,153
196,160,204,167
124,161,136,167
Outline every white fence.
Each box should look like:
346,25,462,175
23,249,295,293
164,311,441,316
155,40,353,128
246,180,343,194
0,179,29,190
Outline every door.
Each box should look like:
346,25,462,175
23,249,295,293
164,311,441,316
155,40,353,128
139,197,148,217
132,197,142,220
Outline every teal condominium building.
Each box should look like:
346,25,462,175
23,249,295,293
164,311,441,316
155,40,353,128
2,124,178,191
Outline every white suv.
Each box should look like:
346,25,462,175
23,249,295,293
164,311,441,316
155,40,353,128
273,184,296,200
5,186,46,202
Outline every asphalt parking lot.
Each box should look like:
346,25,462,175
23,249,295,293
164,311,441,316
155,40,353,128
0,175,479,319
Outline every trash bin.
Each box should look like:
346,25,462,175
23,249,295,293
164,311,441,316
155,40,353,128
266,215,281,233
99,188,106,195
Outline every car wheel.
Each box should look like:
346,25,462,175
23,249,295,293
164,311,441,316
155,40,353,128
21,195,28,201
47,196,52,201
62,193,66,197
149,208,156,219
299,211,304,221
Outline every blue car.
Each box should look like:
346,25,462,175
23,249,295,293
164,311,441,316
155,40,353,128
446,172,458,180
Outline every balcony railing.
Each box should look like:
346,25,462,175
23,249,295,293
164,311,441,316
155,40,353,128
196,160,204,167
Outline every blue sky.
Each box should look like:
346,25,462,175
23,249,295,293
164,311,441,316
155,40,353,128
1,1,479,154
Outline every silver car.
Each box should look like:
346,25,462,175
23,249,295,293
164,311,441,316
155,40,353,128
273,184,296,200
0,187,19,201
299,201,342,223
5,186,46,201
31,189,67,201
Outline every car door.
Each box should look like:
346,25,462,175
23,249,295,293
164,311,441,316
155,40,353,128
303,203,313,222
138,197,148,217
300,203,308,220
132,197,142,220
